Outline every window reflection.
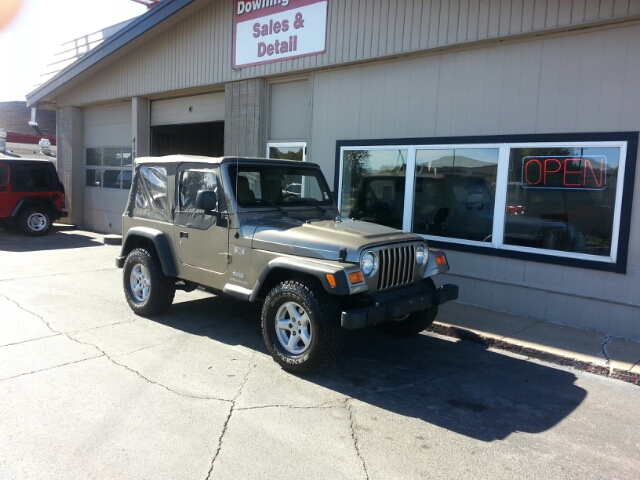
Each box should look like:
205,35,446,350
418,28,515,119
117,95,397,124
411,148,499,241
505,147,619,255
342,149,408,229
179,171,217,211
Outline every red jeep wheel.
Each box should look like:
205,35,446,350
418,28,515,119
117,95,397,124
19,207,51,236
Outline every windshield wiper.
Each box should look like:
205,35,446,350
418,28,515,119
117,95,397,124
288,197,327,215
255,198,289,216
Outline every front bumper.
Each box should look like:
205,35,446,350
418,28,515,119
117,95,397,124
341,282,459,329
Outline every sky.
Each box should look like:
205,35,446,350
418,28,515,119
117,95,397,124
0,0,147,102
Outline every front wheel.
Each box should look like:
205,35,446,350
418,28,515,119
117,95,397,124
123,248,176,317
377,278,439,337
19,207,51,236
262,279,343,373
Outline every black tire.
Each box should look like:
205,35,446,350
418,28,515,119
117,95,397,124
123,248,176,317
261,279,343,373
0,219,15,230
377,278,439,337
19,207,51,236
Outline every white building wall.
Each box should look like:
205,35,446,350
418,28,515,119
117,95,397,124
49,1,640,337
55,0,640,108
309,24,640,338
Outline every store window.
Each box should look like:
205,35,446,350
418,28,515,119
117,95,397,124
338,133,636,272
342,149,409,230
267,142,308,198
412,148,499,241
85,147,132,189
267,142,306,161
505,147,620,256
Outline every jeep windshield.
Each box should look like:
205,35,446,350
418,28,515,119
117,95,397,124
229,164,334,208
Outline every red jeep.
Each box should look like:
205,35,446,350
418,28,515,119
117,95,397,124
0,159,68,236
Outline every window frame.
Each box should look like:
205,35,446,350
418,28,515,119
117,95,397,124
85,146,133,190
266,142,307,162
336,132,638,273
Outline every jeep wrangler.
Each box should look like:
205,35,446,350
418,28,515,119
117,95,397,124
0,159,68,236
116,156,458,373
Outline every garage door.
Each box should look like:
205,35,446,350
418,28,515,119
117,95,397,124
83,103,132,235
151,92,225,126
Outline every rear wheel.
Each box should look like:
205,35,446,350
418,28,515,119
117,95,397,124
123,248,176,317
262,279,343,373
377,278,439,337
19,207,51,236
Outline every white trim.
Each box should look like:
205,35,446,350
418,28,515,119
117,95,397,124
338,140,628,265
267,142,307,161
492,144,510,248
402,146,417,232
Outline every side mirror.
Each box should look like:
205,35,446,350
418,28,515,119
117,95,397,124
195,190,217,213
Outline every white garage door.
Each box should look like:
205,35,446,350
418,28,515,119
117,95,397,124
83,103,132,235
151,92,225,126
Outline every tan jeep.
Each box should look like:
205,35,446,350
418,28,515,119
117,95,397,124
116,155,458,373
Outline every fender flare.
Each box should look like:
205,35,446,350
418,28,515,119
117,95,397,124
121,227,177,276
9,197,57,218
249,256,365,301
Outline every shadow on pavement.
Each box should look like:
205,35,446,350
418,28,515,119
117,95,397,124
153,294,587,443
0,226,103,252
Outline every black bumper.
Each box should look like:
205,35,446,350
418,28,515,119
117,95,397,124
341,282,459,330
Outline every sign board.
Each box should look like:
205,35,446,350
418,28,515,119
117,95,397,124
521,156,607,190
233,0,328,69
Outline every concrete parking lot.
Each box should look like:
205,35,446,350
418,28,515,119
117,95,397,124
1,226,639,479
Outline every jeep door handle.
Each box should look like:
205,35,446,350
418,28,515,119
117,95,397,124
180,231,188,239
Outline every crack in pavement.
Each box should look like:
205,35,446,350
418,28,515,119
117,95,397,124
0,355,104,382
107,340,179,359
601,334,613,375
0,333,62,349
345,398,369,480
2,293,234,402
0,267,117,283
206,354,256,480
357,365,493,399
72,319,138,333
497,320,542,342
1,294,60,334
235,401,340,411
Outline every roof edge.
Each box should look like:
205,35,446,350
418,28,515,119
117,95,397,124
26,0,196,107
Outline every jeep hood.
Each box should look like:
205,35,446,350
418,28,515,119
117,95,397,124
242,217,423,262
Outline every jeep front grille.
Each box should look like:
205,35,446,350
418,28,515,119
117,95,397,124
377,245,416,290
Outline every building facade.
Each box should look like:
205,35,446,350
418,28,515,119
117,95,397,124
27,0,640,338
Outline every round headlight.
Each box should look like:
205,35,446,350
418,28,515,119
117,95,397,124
416,244,428,267
361,251,379,277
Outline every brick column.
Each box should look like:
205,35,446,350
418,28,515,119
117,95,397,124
224,79,267,157
132,97,150,159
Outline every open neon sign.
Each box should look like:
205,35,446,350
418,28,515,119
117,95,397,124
521,156,607,190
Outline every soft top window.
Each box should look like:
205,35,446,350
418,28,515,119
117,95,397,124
133,166,171,223
229,165,333,207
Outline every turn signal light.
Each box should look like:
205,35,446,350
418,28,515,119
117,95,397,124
325,274,337,287
435,254,447,266
349,271,364,284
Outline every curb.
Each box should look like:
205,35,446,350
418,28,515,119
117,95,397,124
426,323,640,386
103,235,122,246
